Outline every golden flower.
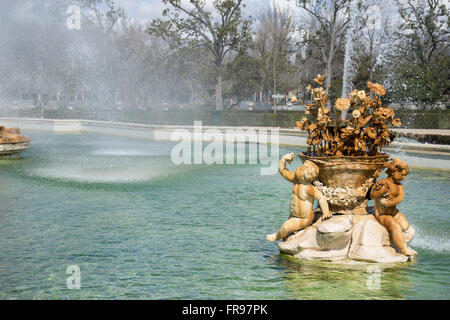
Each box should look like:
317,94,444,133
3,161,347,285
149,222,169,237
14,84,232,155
352,110,361,118
392,118,402,127
323,108,330,115
366,126,378,139
306,85,312,92
374,107,394,120
357,90,366,100
312,87,325,96
350,89,359,99
335,98,351,111
367,81,386,96
358,106,366,114
322,129,331,141
308,123,317,131
313,74,325,85
371,95,382,108
296,117,309,130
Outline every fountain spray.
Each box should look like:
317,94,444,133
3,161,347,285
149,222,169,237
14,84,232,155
341,0,360,120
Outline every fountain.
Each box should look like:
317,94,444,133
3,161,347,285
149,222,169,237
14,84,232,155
341,0,359,101
0,126,30,158
267,75,417,263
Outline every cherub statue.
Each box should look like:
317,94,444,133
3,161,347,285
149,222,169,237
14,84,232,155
370,158,417,257
266,153,332,242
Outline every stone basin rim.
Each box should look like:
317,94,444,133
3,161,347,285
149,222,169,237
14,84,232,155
298,152,391,161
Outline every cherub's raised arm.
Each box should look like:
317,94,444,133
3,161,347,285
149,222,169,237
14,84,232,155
278,153,295,182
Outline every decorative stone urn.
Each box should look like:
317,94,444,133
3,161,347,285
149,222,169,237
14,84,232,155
298,152,390,215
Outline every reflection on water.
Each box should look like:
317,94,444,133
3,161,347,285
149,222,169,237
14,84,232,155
278,254,417,300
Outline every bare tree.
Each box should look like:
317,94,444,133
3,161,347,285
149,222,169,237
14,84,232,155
395,0,449,65
351,15,398,89
147,0,252,110
254,5,296,112
295,0,351,96
385,0,449,106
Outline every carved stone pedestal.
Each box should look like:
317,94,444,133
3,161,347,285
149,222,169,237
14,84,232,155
278,210,415,263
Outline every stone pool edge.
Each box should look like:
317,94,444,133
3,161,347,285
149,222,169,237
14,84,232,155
1,117,450,159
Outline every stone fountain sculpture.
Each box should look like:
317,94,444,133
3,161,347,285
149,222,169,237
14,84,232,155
0,126,30,158
267,75,416,263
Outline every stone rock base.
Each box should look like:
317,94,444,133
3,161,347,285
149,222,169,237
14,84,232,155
0,141,30,158
278,209,415,263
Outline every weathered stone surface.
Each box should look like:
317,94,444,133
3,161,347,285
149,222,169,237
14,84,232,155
278,226,320,255
279,213,415,264
0,126,30,158
0,141,30,157
317,215,352,233
294,243,350,261
348,245,408,263
0,126,30,144
354,216,390,246
315,215,352,250
317,229,351,250
348,217,408,263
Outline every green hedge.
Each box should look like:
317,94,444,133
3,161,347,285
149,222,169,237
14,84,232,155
395,110,450,129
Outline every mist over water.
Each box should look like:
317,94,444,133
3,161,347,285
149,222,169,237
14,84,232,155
0,0,183,120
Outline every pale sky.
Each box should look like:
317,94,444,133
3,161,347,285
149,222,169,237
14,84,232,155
113,0,408,32
114,0,300,23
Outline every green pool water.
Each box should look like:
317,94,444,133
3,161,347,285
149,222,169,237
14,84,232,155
0,131,449,299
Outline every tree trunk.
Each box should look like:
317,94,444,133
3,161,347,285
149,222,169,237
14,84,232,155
325,40,334,96
215,74,223,111
325,10,337,107
273,54,277,115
